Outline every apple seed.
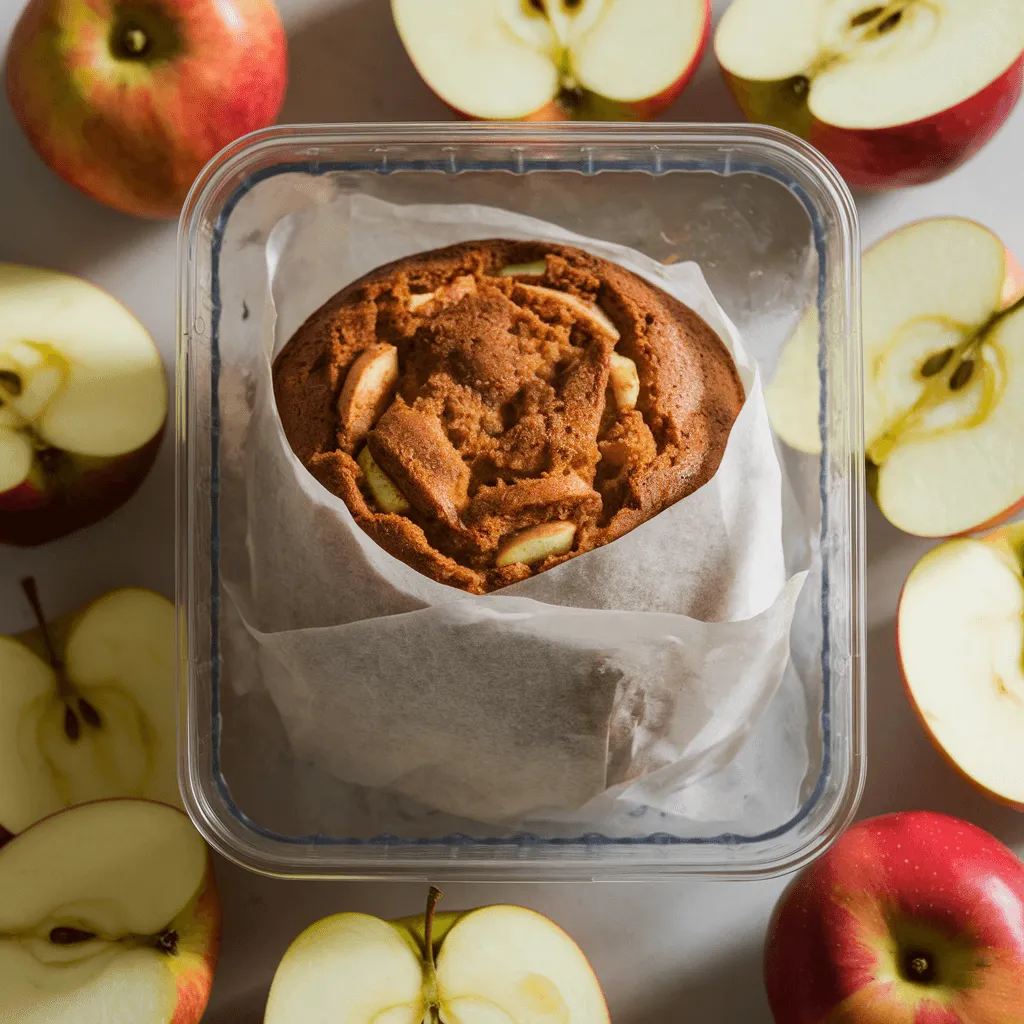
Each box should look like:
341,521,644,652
0,370,22,396
78,697,103,729
850,6,884,27
50,926,97,945
877,9,903,33
920,347,954,378
64,705,80,741
949,359,975,391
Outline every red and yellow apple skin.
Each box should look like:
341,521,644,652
724,52,1024,191
765,812,1024,1024
167,863,221,1024
0,428,164,546
6,0,288,219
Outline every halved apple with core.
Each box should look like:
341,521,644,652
897,523,1024,809
392,0,710,121
0,800,219,1024
0,581,178,836
265,887,610,1023
0,265,167,546
715,0,1024,189
766,218,1024,537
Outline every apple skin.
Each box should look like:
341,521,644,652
167,861,221,1024
6,0,287,219
443,0,710,122
0,799,221,1024
896,524,1024,813
765,812,1024,1024
723,51,1024,190
0,426,165,546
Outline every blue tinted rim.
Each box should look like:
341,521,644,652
206,153,834,851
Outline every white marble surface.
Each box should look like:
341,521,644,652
1,1,1022,1020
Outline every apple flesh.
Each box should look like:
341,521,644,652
0,799,220,1024
6,0,287,218
0,582,179,836
392,0,710,121
0,265,168,546
765,811,1024,1024
716,0,1024,189
265,887,610,1023
897,523,1024,809
766,218,1024,537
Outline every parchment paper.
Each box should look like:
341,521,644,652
221,195,807,826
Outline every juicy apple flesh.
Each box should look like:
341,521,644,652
264,887,610,1023
0,581,179,835
898,524,1024,807
0,264,167,542
392,0,709,120
716,0,1024,187
0,800,218,1024
765,218,1024,537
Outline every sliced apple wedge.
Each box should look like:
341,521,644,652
766,218,1024,537
357,446,411,515
0,265,167,545
716,0,1024,189
898,524,1024,809
517,283,620,341
0,584,178,835
0,800,220,1024
608,352,640,409
265,888,609,1024
336,344,399,450
392,0,710,121
496,521,577,567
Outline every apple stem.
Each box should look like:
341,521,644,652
19,578,91,737
20,579,68,690
423,886,443,1023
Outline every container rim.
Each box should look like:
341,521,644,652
176,122,866,881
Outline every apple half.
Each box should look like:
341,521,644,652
0,582,178,836
766,218,1024,537
715,0,1024,189
0,799,219,1024
0,264,167,545
897,523,1024,810
391,0,710,121
265,887,610,1023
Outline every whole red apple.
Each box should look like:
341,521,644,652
6,0,288,219
765,812,1024,1023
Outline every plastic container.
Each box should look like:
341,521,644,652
177,123,865,880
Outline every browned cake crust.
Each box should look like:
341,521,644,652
273,240,744,594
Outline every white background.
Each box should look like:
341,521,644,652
1,0,1022,1020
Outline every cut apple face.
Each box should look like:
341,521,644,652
265,888,609,1024
392,0,710,120
0,585,178,836
0,800,219,1024
0,264,167,544
766,218,1024,537
716,0,1024,188
898,524,1024,808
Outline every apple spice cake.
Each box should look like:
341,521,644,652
273,240,744,594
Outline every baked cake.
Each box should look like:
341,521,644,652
273,240,744,594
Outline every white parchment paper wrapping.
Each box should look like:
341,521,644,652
222,195,807,826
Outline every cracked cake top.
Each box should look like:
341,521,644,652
273,239,744,594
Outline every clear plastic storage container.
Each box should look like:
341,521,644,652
177,123,865,880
